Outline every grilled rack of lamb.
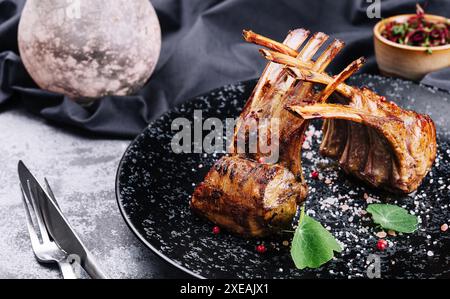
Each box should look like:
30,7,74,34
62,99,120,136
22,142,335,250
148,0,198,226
260,48,436,194
191,29,346,237
191,29,437,237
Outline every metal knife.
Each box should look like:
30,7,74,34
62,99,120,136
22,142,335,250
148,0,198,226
18,161,109,279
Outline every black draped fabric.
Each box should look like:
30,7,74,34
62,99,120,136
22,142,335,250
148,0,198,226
0,0,449,138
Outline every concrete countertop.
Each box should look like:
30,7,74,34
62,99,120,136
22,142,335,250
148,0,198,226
0,109,188,279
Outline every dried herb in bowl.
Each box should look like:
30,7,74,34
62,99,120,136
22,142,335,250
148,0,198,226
381,4,449,49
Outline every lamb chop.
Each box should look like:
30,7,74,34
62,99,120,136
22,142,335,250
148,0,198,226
191,29,345,237
260,47,437,194
192,29,436,238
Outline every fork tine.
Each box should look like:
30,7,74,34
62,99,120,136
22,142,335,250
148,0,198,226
26,180,51,243
20,186,42,250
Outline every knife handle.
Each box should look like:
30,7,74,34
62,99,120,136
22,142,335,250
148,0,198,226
58,261,78,279
84,253,109,279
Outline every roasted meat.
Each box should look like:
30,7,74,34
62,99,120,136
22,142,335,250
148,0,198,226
288,95,437,194
192,156,301,236
191,28,437,238
191,29,345,237
262,49,437,194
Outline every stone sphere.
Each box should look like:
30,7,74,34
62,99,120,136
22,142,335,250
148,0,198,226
18,0,161,99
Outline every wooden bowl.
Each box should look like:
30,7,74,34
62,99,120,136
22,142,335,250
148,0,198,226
374,14,450,81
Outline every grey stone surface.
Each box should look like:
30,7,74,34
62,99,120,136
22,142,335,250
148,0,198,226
0,109,187,279
19,0,161,98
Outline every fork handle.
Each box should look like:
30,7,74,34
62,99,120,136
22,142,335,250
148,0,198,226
58,261,78,279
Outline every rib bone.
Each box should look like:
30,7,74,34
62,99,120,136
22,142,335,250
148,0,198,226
192,29,344,237
287,93,437,193
243,30,300,57
319,57,365,102
192,28,436,239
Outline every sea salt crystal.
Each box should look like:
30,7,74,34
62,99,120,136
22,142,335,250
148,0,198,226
341,204,350,212
427,251,434,257
307,209,316,217
366,197,375,204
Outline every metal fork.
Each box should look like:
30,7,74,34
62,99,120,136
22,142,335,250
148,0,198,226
21,180,78,279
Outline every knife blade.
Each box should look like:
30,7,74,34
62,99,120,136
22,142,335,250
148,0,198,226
18,161,108,279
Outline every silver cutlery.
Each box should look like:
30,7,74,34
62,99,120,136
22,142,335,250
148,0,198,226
18,161,108,279
21,183,78,279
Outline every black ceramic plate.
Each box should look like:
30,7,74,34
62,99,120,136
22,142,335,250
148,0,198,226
116,74,450,279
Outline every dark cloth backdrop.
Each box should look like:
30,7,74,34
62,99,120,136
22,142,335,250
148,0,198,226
0,0,449,138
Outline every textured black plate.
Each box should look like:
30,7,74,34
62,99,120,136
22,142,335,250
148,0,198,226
116,74,450,279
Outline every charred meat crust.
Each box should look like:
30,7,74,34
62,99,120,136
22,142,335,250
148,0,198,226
191,29,345,237
191,156,304,237
191,28,436,239
288,89,437,194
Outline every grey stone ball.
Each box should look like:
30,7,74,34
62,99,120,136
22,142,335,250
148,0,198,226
18,0,161,99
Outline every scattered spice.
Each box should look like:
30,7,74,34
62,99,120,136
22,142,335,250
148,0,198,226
311,171,319,180
376,231,387,239
212,226,221,235
388,230,397,237
293,123,448,274
256,244,267,253
282,240,290,247
377,239,389,251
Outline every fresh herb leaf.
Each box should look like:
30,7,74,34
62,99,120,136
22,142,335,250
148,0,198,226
393,24,405,35
291,207,342,269
426,48,433,54
367,204,418,233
